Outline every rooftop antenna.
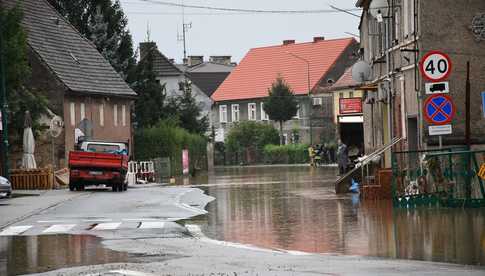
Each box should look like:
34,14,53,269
177,0,192,60
146,21,151,42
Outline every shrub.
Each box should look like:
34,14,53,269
263,144,309,164
134,120,207,175
225,121,279,164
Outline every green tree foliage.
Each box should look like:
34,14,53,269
166,80,209,135
225,121,279,158
47,0,136,81
0,5,47,138
263,77,298,144
134,120,207,175
132,50,166,128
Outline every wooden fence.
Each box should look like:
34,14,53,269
10,168,54,190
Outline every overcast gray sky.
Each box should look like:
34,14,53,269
120,0,361,63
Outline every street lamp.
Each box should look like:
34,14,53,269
285,51,313,145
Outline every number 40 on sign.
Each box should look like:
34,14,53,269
420,51,452,82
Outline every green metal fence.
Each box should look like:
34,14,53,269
392,148,485,208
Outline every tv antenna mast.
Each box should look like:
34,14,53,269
177,0,192,60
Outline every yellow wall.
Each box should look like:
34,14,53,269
333,89,364,124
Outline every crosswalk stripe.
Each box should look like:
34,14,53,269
43,224,76,234
92,222,121,230
139,221,165,229
0,225,33,236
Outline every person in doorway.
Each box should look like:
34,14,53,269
337,139,349,175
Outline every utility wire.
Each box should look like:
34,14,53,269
134,0,362,14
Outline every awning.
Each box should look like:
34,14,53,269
339,115,363,123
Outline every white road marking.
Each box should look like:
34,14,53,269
37,220,75,224
107,270,156,276
43,224,76,234
0,225,33,236
139,221,165,229
92,222,121,230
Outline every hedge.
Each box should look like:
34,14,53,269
263,144,309,164
134,121,207,175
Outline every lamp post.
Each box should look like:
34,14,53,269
0,24,9,179
286,51,312,145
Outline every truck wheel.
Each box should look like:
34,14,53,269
69,183,75,191
76,184,84,191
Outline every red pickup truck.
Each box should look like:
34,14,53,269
68,141,129,192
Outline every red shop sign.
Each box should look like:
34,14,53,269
339,98,362,114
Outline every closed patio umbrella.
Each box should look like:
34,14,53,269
22,111,37,169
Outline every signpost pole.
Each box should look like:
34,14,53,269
0,26,9,180
438,136,442,149
465,61,471,199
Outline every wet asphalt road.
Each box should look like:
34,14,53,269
0,166,484,275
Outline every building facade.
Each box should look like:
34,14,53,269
2,0,137,169
211,37,359,145
356,0,485,168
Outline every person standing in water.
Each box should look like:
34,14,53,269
337,139,349,175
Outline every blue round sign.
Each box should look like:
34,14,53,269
424,94,455,125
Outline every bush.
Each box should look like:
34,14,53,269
225,121,280,164
134,120,207,175
263,144,309,164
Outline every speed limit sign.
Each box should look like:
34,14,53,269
420,51,452,82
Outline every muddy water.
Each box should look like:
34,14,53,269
0,235,128,275
189,166,485,266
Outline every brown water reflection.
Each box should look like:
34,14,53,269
0,234,128,275
189,166,485,265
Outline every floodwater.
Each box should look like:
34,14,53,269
188,165,485,266
0,234,128,275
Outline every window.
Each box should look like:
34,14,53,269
70,102,75,126
349,91,354,98
261,103,269,121
219,105,227,123
231,104,239,122
248,103,256,120
339,92,344,99
80,103,85,120
99,103,104,127
122,105,126,126
114,104,118,126
293,105,300,119
313,97,322,106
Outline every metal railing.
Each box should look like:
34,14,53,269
392,148,485,208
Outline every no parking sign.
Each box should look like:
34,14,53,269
424,94,455,125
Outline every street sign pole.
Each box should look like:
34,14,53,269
438,136,442,149
0,26,9,180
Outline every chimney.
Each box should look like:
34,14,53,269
209,56,232,65
283,40,295,45
187,55,204,66
139,42,157,59
313,36,325,42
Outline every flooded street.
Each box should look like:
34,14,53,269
189,165,485,265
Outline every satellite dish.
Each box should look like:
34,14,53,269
369,0,389,20
49,116,64,138
352,61,372,83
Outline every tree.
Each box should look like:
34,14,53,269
225,121,279,164
132,50,166,128
0,5,48,138
47,0,136,82
166,80,209,135
263,77,298,145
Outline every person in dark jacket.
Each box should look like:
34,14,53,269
337,139,349,175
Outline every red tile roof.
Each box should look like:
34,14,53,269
332,66,358,90
212,38,356,102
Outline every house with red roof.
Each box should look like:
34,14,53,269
211,37,359,145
